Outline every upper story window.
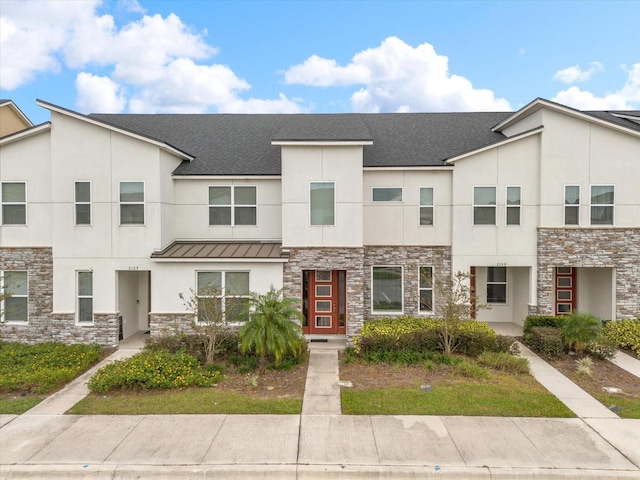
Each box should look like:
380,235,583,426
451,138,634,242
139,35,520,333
487,267,507,304
590,185,614,225
1,182,26,225
473,186,496,225
372,266,403,313
209,186,257,226
119,181,144,225
77,271,93,324
419,187,434,226
197,270,250,321
1,270,28,323
506,186,521,225
310,182,335,226
419,266,434,312
372,187,402,202
564,185,580,226
75,181,91,225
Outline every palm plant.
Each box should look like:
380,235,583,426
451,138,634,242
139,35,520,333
562,311,602,354
238,287,305,373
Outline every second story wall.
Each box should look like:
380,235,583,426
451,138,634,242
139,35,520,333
281,145,363,247
363,169,452,246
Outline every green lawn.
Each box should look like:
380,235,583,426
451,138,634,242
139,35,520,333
0,395,45,415
342,373,575,417
68,388,301,415
594,393,640,419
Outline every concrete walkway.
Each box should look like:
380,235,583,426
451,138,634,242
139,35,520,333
2,326,640,479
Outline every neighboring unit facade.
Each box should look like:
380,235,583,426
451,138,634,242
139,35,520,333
1,98,638,346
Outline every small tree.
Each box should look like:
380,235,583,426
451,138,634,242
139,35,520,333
238,287,305,373
433,270,487,355
562,311,602,354
179,285,233,365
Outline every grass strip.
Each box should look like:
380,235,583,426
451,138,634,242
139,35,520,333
593,393,640,419
0,395,45,415
68,388,301,415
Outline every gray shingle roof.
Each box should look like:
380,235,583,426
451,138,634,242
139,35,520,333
90,112,512,175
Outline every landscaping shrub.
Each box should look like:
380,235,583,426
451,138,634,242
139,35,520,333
88,350,222,393
525,326,565,358
586,334,617,360
0,342,102,394
603,318,640,352
477,351,530,375
562,311,602,354
453,359,490,379
145,330,241,361
524,315,565,335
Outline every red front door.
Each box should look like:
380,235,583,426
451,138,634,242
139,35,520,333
555,267,576,315
304,270,346,334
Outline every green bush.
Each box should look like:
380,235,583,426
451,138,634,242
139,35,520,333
0,342,102,394
453,359,490,379
586,334,617,360
88,350,222,393
562,311,602,354
525,326,565,358
603,319,640,351
145,331,241,360
524,315,565,335
477,351,530,374
354,316,506,357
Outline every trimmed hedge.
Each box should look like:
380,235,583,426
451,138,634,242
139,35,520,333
354,316,515,358
524,315,565,335
603,319,640,353
525,326,564,358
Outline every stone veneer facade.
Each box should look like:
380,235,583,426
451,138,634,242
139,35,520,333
283,246,452,339
0,247,120,346
536,228,640,319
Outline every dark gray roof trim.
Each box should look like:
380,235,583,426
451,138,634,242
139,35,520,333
151,241,286,260
0,121,50,141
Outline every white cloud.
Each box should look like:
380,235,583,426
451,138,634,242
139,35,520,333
75,73,127,113
1,0,304,113
553,62,603,84
284,36,511,112
552,63,640,110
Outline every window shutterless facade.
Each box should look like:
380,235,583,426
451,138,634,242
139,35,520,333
77,271,93,324
590,185,614,225
419,187,434,226
75,181,91,225
119,181,144,225
372,266,403,313
486,267,507,304
1,270,28,323
506,186,521,225
564,185,580,226
419,266,434,312
208,186,257,226
372,187,402,202
1,182,26,225
196,271,250,322
310,182,335,226
473,186,496,225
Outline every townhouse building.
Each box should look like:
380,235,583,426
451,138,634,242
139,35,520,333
0,98,638,346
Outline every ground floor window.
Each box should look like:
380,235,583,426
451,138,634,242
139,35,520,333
419,266,434,312
486,267,507,304
1,270,28,322
197,271,250,321
372,266,403,313
77,271,93,323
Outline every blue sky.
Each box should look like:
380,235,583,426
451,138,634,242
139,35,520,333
2,0,639,125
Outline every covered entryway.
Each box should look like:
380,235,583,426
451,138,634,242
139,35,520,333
117,270,150,340
302,270,346,334
555,267,615,320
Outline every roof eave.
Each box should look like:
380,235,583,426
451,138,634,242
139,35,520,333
0,122,51,146
0,100,34,127
446,126,544,164
271,140,373,146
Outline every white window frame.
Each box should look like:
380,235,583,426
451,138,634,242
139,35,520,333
590,184,615,226
419,186,435,226
208,185,257,226
506,186,521,226
76,270,94,324
564,184,580,226
371,265,404,314
473,186,497,225
74,181,92,226
486,267,507,305
418,266,434,313
372,187,403,202
196,270,251,323
119,181,145,225
309,181,335,226
1,181,27,226
1,270,28,323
